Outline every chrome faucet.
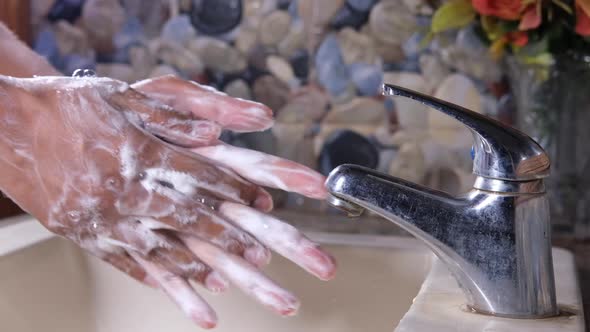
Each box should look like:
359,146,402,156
325,84,558,318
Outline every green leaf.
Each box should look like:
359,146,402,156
518,36,549,56
481,16,500,40
552,0,573,15
517,53,553,81
518,52,555,66
431,0,476,33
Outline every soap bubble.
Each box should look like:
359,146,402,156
72,69,97,78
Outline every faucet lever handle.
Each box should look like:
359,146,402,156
383,84,549,181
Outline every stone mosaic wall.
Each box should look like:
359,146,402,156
30,0,516,233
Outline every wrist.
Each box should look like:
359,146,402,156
0,75,48,218
0,75,29,115
0,76,38,142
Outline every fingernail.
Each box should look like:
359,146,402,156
303,246,337,281
144,275,160,288
302,176,329,200
204,272,229,293
253,190,274,212
232,107,274,132
244,247,272,268
256,288,300,316
190,311,217,329
243,106,272,119
310,186,329,200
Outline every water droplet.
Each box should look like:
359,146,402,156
67,211,80,222
137,171,147,180
91,222,99,230
156,180,175,189
72,69,96,78
105,177,120,190
199,197,206,204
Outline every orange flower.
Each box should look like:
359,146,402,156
518,1,541,30
506,31,529,46
576,2,590,36
472,0,523,20
489,31,528,59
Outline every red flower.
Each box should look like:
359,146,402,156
472,0,523,20
489,31,528,59
506,31,529,46
576,2,590,36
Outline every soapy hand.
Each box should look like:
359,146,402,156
0,75,336,328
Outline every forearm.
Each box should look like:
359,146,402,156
0,22,60,77
0,74,61,219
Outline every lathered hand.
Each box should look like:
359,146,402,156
0,75,336,328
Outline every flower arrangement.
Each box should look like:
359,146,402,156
429,0,590,61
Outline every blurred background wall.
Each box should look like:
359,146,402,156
1,0,590,240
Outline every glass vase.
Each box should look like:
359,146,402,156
507,53,590,237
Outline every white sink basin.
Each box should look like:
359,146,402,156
0,222,432,332
1,217,582,332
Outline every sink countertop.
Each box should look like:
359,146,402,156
0,214,52,257
395,248,584,332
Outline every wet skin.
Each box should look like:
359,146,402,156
0,75,336,328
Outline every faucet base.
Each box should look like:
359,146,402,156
394,248,583,332
465,305,560,320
